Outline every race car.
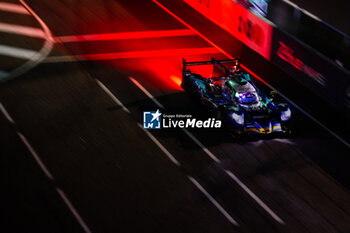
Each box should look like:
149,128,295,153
181,58,292,135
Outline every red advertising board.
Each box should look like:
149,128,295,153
183,0,273,60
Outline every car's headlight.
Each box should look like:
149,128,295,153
281,108,291,121
232,112,244,125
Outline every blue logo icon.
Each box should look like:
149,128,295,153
143,110,162,129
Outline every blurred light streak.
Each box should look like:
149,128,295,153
80,47,219,60
107,56,219,91
56,29,197,43
153,0,234,60
170,75,182,87
129,77,165,108
282,0,320,21
185,64,215,78
0,2,29,15
152,0,272,82
0,70,8,78
273,138,295,145
0,22,45,38
0,44,40,60
44,48,219,63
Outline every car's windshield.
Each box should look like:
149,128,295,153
235,91,259,104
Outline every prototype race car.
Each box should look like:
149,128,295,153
181,58,292,135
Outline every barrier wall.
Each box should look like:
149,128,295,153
271,29,350,114
184,0,273,60
183,0,350,117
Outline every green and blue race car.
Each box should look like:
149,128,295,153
181,58,292,135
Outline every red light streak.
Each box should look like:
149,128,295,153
153,0,273,89
153,0,234,59
0,22,45,39
185,64,215,78
0,2,30,15
170,75,182,87
79,47,219,61
183,0,273,59
57,29,196,43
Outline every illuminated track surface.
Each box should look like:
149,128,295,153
0,0,350,233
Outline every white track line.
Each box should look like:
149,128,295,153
0,0,54,83
182,128,220,163
153,0,350,150
0,103,53,180
97,78,178,165
93,80,237,226
188,176,239,226
0,2,29,15
138,123,181,166
0,102,93,233
0,22,45,38
17,132,55,181
97,78,177,165
0,44,40,60
96,79,130,113
128,76,219,163
0,103,53,181
0,102,15,124
56,188,92,233
0,1,91,228
282,0,320,21
129,76,284,224
225,170,285,224
129,77,165,109
98,77,179,165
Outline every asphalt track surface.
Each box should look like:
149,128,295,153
1,0,350,233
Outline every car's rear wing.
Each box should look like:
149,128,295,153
182,57,240,74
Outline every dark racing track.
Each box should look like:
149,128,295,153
1,0,350,233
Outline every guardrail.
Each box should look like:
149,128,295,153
183,0,350,117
